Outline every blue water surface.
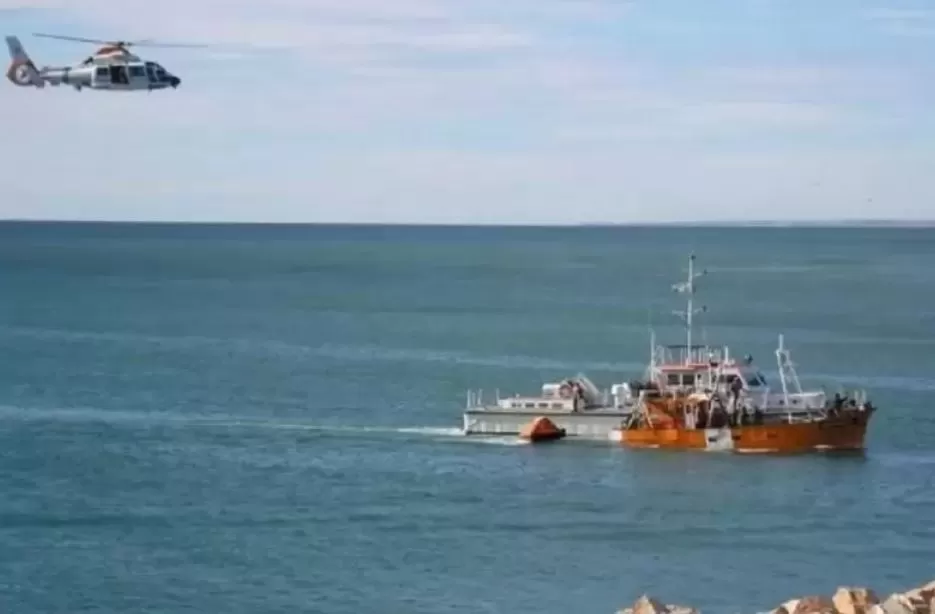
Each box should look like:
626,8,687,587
1,222,933,614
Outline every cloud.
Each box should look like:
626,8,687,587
550,97,862,147
862,6,935,37
3,0,535,55
680,102,839,127
10,145,934,224
862,7,935,21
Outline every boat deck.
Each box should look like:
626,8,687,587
463,405,632,438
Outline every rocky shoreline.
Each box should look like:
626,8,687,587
617,578,935,614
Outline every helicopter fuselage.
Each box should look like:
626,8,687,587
5,37,181,91
31,60,179,91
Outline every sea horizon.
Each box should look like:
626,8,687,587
2,218,935,229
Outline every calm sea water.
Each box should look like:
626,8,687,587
1,222,933,614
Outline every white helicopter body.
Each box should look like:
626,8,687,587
5,33,185,92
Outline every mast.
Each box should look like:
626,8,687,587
672,253,707,363
775,333,802,404
648,327,657,377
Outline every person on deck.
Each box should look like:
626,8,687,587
571,382,584,412
729,376,743,412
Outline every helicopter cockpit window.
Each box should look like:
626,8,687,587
146,62,168,82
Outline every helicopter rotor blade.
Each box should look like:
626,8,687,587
33,32,210,49
33,32,115,45
125,39,211,49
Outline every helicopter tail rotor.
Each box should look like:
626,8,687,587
5,35,44,88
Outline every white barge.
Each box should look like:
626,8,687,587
462,374,636,438
461,253,826,440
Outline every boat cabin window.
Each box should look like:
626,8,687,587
666,373,695,387
717,370,768,388
745,371,768,387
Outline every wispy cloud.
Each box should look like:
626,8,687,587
4,0,536,53
862,6,935,37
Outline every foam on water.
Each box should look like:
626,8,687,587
0,405,532,447
394,426,464,437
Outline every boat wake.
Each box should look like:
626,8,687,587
255,423,527,445
394,426,463,437
395,425,529,446
0,405,527,445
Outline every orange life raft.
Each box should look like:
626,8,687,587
519,416,567,443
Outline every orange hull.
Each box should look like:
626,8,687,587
617,410,871,454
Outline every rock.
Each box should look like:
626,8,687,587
771,599,800,614
899,589,931,614
617,595,699,614
833,587,880,614
633,595,669,614
791,595,838,614
878,593,918,614
615,577,935,614
906,579,935,606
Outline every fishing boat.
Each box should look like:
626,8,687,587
607,254,878,453
609,354,876,453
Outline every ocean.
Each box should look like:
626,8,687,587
0,222,933,614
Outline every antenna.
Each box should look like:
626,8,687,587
649,327,656,371
644,305,657,379
671,253,707,362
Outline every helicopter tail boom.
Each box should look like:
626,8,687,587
5,35,44,88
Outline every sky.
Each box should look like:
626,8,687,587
1,0,934,224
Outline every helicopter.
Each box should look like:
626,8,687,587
4,32,199,92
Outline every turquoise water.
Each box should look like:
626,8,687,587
1,222,933,614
